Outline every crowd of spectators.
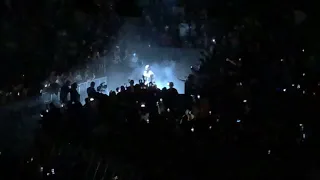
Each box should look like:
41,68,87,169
2,0,320,179
5,51,320,179
0,0,121,106
0,1,209,106
0,0,234,106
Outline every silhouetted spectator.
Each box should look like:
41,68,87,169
70,83,80,102
87,81,96,97
60,80,71,103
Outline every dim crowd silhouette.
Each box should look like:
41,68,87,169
1,0,320,180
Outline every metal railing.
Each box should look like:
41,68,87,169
41,76,108,104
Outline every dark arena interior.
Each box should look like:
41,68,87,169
1,0,320,179
102,30,199,94
104,46,198,94
42,17,201,104
100,18,199,93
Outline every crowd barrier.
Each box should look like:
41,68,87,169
77,76,108,103
41,76,108,104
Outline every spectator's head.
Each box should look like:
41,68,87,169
169,82,174,88
90,81,95,88
129,80,134,86
120,86,125,92
187,74,195,82
66,80,71,86
71,83,78,90
116,87,120,93
109,90,116,96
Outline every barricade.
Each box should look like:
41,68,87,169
77,76,108,103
